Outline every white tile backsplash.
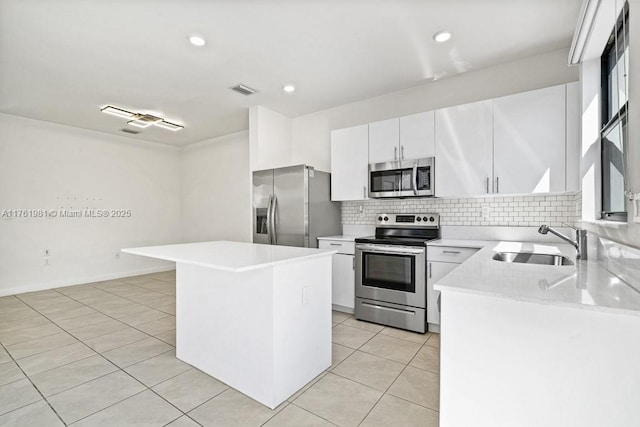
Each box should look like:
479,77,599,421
342,192,581,227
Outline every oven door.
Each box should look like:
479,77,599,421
355,244,426,308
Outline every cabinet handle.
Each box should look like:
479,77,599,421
363,186,367,199
401,145,405,159
352,257,356,270
442,250,461,255
428,262,432,279
496,177,499,193
329,243,341,246
486,177,489,194
394,146,398,160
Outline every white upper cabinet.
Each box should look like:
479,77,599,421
565,82,581,192
435,100,493,197
493,85,566,194
368,118,399,164
400,111,435,160
330,125,369,201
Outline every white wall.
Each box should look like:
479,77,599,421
0,114,181,295
291,48,579,172
181,131,251,243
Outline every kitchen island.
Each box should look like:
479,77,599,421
122,241,335,409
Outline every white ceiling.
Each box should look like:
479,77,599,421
0,0,581,146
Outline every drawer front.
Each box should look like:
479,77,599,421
319,240,355,255
427,246,479,263
355,297,426,334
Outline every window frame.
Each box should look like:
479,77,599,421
600,3,629,222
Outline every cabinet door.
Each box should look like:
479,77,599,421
400,111,435,160
435,100,493,196
427,261,459,325
368,118,400,164
333,254,355,310
565,82,580,192
493,85,566,194
331,125,369,201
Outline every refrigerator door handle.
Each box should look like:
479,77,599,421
270,195,278,245
266,195,273,244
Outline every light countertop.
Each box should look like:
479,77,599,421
434,241,640,316
427,239,491,249
122,241,336,273
317,235,361,242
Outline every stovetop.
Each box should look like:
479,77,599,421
355,212,440,247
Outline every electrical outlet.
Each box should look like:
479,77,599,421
481,204,491,220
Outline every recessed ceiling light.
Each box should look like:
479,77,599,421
283,84,296,93
433,31,452,43
188,34,206,47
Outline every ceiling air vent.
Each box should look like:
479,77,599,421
230,84,258,96
120,128,141,134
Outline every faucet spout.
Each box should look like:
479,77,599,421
538,224,588,260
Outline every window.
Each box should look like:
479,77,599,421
601,2,629,221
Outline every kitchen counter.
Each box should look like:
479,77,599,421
123,241,333,409
434,241,640,316
122,240,336,272
317,235,361,241
427,238,490,248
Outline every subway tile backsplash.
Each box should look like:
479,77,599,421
342,192,582,227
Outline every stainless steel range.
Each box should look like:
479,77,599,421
355,213,440,333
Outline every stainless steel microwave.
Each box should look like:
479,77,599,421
369,157,434,198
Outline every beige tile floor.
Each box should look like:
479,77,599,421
0,271,440,426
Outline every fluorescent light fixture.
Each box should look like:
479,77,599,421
101,105,134,118
433,31,452,43
188,34,206,47
283,84,296,93
155,120,184,131
101,106,183,132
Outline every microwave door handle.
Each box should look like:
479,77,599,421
412,163,418,195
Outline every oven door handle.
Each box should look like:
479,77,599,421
356,244,425,255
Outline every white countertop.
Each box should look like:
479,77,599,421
122,241,336,273
317,235,361,242
434,241,640,316
427,239,491,248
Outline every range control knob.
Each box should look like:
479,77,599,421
378,216,383,221
383,216,389,221
416,217,422,221
429,216,435,222
422,216,428,222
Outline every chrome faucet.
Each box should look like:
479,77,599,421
538,224,588,260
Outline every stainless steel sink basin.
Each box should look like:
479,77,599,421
492,252,574,266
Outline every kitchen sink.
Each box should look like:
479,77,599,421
492,252,574,266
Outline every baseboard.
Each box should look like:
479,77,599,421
332,304,354,314
0,266,176,297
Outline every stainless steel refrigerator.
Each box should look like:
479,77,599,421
253,165,341,248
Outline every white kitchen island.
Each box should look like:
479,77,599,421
122,241,335,409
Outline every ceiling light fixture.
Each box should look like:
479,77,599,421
283,84,296,93
100,105,184,132
188,34,206,47
433,31,452,43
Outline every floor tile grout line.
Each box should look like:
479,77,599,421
286,402,342,426
0,341,68,426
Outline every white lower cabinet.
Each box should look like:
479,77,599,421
318,239,355,311
332,254,355,311
427,245,481,326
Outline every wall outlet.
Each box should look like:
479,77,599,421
481,204,491,220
